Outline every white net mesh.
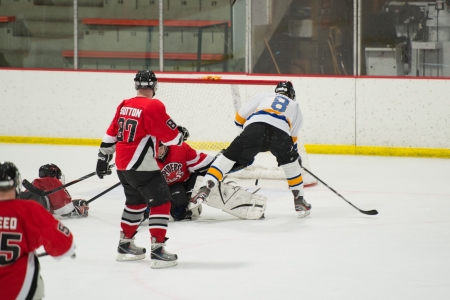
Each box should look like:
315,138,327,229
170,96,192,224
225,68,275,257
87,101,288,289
156,77,316,185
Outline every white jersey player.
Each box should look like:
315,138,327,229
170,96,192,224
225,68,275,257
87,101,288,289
189,81,311,218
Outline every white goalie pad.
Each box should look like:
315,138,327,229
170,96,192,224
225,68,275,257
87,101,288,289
193,176,267,220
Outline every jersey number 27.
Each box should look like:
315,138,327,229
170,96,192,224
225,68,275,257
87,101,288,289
117,117,138,142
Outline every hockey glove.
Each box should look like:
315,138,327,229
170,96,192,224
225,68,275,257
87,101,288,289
178,126,190,141
96,151,113,179
72,200,89,217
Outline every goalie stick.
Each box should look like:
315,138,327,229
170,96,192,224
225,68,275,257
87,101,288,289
301,166,378,215
22,164,116,197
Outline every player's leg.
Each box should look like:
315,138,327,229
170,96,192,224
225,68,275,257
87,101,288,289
134,171,178,268
169,182,193,221
189,123,265,209
116,171,147,261
270,127,311,217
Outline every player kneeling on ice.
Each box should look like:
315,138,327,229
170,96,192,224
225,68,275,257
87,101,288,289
0,161,76,300
153,140,266,221
19,164,89,218
189,81,311,218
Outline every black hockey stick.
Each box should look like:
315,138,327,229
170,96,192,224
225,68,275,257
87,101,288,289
22,164,115,197
301,166,378,215
37,252,49,257
87,182,121,204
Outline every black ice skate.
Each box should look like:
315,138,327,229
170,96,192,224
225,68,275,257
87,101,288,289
188,180,215,210
116,231,146,262
150,237,178,269
293,190,311,218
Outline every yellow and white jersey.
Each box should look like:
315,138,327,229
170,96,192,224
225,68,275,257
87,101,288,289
235,92,303,146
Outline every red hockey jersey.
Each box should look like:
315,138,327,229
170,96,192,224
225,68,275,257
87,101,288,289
157,142,214,185
31,177,73,215
0,199,75,300
100,96,182,171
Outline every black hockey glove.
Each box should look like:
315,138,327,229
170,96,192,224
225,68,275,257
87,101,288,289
178,126,190,141
96,151,113,179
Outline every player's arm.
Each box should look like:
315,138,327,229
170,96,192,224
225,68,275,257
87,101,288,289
97,104,121,178
291,105,304,152
184,143,215,174
147,99,183,146
31,202,76,259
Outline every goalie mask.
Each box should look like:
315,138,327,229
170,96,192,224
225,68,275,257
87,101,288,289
134,70,158,96
275,81,296,101
157,142,169,162
0,161,22,195
39,163,65,184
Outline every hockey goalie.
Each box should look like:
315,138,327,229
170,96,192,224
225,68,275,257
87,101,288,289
192,175,267,220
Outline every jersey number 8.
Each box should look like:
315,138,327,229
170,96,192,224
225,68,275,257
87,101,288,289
271,96,290,112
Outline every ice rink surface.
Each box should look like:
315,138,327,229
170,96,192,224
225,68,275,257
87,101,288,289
2,143,450,300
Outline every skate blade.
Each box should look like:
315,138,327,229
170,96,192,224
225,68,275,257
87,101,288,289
151,259,178,269
116,253,146,262
297,210,311,218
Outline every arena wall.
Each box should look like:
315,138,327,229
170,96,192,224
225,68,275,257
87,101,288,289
0,69,449,157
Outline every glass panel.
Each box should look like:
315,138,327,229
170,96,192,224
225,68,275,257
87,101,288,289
162,0,235,72
251,0,354,75
75,0,160,71
0,0,75,69
361,0,446,77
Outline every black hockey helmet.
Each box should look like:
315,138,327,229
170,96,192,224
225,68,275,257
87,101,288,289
275,81,296,100
134,70,158,95
0,161,22,195
157,142,169,162
39,164,64,183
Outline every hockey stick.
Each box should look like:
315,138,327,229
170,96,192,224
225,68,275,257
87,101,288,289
37,252,49,257
301,166,378,216
87,182,121,204
22,164,116,197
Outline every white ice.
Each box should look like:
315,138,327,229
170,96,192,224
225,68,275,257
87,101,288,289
1,143,450,300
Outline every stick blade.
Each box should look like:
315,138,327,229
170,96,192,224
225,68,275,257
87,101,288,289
361,209,378,215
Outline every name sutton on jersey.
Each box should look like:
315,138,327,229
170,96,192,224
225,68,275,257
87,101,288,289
120,107,142,118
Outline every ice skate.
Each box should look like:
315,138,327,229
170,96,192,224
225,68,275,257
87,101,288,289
116,231,146,261
150,237,178,269
294,195,311,218
188,180,215,210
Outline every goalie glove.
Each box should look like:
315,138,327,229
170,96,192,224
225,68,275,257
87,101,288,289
73,200,89,217
62,200,89,218
178,126,190,142
96,151,113,179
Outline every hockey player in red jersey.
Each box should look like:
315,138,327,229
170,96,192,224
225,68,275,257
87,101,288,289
19,164,89,218
156,141,214,221
96,70,184,269
0,161,76,300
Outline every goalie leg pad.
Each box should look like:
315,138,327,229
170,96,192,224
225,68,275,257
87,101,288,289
193,176,266,220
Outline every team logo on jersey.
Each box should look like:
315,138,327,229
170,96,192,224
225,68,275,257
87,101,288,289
166,118,177,130
161,163,184,184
